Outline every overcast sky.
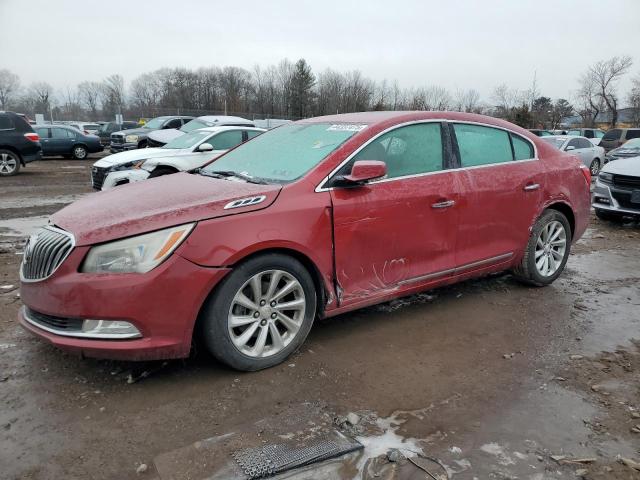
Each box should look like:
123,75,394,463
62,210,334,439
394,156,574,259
1,0,639,103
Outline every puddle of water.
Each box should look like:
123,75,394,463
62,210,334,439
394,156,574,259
569,251,640,282
0,216,49,239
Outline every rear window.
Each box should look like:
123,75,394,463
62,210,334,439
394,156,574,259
602,129,621,141
511,134,534,160
0,114,14,130
543,137,566,149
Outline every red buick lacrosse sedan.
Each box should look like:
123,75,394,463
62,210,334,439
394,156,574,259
19,111,591,371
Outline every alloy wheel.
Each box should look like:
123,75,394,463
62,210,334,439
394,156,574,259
74,147,87,159
0,152,17,174
227,269,306,358
590,159,600,175
534,220,567,277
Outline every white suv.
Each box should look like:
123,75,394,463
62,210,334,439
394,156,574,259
91,126,265,190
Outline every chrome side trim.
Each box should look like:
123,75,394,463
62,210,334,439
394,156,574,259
315,119,539,192
397,252,514,287
19,226,75,283
22,307,141,340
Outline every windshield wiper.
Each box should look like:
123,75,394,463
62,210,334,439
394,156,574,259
200,170,267,185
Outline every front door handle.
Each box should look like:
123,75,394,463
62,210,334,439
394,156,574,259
431,200,456,209
523,183,540,192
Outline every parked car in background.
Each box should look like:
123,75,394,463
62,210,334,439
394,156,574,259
19,111,591,371
93,126,265,189
96,121,138,146
110,115,194,153
0,111,41,176
551,129,567,135
604,138,640,163
543,135,605,174
68,122,101,135
567,128,606,145
592,157,640,221
146,115,255,147
529,129,553,137
599,128,640,151
34,125,103,159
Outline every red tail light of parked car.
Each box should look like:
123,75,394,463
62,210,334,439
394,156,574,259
23,132,39,142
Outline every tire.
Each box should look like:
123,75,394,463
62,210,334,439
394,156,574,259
0,149,20,176
71,145,88,160
590,158,601,175
148,167,177,179
200,253,317,371
512,209,572,287
595,209,623,223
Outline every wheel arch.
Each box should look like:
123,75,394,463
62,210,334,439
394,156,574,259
544,201,576,238
0,145,24,165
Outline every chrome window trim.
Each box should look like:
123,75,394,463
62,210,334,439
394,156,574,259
315,119,539,192
19,225,76,283
22,307,142,340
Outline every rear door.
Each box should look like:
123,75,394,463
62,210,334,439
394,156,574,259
329,122,460,306
49,127,75,155
452,123,544,269
35,127,51,154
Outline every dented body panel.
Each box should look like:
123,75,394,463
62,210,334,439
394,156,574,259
20,111,591,361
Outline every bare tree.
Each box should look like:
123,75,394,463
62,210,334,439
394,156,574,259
586,56,633,128
576,72,601,127
626,74,640,127
102,74,125,117
454,88,481,113
78,81,102,120
25,82,54,115
0,69,20,109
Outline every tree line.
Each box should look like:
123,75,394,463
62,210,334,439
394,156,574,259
0,56,638,128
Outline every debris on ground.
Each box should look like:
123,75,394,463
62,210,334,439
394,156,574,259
135,463,148,474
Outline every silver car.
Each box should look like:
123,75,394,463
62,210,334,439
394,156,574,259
542,135,606,175
592,156,640,221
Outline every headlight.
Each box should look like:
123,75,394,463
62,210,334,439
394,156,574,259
113,160,145,171
125,134,139,143
81,223,194,273
598,172,613,183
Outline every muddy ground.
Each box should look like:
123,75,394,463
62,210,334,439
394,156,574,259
1,158,639,480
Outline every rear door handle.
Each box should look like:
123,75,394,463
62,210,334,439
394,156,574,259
523,183,540,191
431,200,455,209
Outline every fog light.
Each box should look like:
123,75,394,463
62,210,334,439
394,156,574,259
81,320,141,339
595,197,610,204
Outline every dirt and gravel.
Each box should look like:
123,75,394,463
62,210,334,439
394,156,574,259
1,158,639,480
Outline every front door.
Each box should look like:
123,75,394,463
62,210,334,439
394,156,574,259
329,122,459,306
452,123,545,268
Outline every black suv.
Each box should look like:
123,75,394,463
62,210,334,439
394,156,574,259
0,111,42,176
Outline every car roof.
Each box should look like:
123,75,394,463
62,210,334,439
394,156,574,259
194,115,253,123
195,126,266,133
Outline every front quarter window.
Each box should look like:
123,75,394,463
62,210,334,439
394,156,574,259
201,123,364,183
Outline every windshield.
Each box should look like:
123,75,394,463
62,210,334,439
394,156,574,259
201,122,365,183
163,130,212,149
143,117,167,129
543,137,566,149
180,119,212,133
622,138,640,149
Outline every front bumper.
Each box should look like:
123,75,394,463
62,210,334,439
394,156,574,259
101,169,150,190
592,178,640,216
110,142,137,153
19,247,230,361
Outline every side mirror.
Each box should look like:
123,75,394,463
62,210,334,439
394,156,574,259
565,145,575,151
342,160,387,184
197,143,214,152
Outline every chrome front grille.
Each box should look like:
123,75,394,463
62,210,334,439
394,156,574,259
21,227,74,281
110,134,124,144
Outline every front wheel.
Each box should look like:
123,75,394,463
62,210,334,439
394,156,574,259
512,210,572,286
72,145,88,160
590,158,601,175
200,253,317,371
0,150,20,176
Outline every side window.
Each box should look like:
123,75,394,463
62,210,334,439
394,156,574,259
578,138,593,149
246,130,263,140
35,127,49,138
454,124,512,167
210,130,244,150
567,130,579,136
595,130,605,139
602,129,621,141
51,128,68,139
584,130,594,138
0,114,14,130
567,138,581,149
165,119,182,129
626,130,640,140
511,133,534,160
351,123,443,179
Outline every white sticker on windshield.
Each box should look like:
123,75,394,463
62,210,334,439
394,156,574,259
326,124,367,132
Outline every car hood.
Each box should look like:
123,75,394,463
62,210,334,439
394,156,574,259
602,156,640,176
51,173,282,246
93,147,191,167
148,129,184,143
608,146,640,157
113,127,154,136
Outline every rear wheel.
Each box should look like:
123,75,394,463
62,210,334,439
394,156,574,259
72,145,88,160
0,150,20,176
595,209,624,223
590,158,601,175
513,209,571,286
200,253,316,371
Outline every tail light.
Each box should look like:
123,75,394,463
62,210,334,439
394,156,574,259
580,165,591,185
24,132,39,142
